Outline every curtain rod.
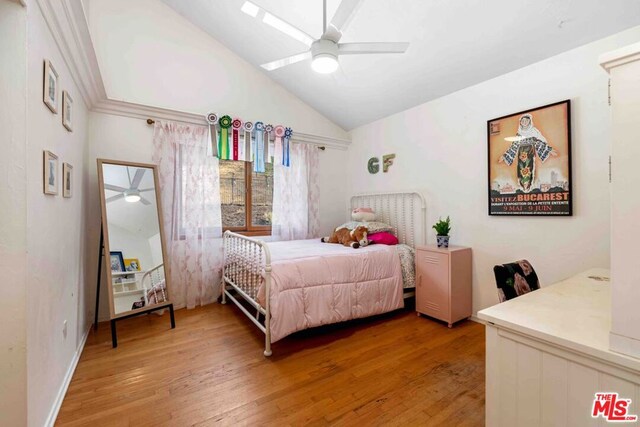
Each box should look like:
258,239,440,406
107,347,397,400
145,117,325,150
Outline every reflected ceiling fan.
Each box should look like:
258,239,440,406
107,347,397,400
242,0,410,74
105,168,153,205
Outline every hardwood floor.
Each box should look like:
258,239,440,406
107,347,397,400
56,304,485,426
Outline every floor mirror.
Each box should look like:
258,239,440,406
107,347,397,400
97,159,175,347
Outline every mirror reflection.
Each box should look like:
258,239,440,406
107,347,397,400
102,163,168,315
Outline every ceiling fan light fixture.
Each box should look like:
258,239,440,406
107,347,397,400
124,189,141,203
311,39,339,74
311,54,339,74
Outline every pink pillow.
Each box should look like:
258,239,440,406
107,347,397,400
367,231,398,245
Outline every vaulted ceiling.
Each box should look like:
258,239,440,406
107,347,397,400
161,0,640,130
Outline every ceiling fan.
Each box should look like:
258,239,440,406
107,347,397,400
242,0,410,74
105,168,154,205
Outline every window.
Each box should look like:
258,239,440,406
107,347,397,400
219,160,273,235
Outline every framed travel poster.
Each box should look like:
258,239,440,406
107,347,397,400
487,100,572,216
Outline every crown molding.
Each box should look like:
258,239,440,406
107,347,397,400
93,99,207,126
93,99,351,150
290,131,350,150
36,0,106,107
37,0,351,150
600,41,640,73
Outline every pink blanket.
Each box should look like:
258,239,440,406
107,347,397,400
259,239,404,343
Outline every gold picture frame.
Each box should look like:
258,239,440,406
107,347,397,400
43,150,59,195
124,258,141,271
43,59,58,114
62,91,73,132
63,162,73,198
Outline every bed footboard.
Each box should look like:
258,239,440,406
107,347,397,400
222,230,272,356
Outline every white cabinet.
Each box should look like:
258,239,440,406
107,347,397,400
601,43,640,359
111,271,146,313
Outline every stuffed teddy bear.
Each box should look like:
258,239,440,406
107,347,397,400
351,207,376,222
321,225,369,249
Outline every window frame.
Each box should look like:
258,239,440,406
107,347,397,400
222,162,272,237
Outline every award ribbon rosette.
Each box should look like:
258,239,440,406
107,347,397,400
264,124,273,164
274,125,285,165
283,127,292,167
253,121,265,173
206,113,219,157
218,115,232,160
231,118,242,161
243,121,254,162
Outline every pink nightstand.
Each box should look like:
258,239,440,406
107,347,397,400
415,245,472,327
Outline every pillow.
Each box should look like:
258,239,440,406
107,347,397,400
336,221,394,234
351,208,376,222
367,231,398,245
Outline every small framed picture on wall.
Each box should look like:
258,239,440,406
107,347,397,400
43,150,59,195
63,162,73,198
110,251,125,272
43,59,59,114
62,91,73,132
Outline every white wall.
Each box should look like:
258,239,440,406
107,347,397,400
0,2,28,425
148,233,163,267
86,0,348,141
25,0,92,425
108,224,154,271
348,26,640,315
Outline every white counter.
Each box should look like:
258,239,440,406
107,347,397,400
479,268,640,372
479,268,640,427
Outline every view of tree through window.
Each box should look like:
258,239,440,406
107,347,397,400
219,160,273,234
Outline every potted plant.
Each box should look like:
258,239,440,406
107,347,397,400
432,216,452,248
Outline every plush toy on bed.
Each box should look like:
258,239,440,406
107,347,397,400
321,225,369,249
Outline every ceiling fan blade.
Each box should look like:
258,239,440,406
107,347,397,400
261,51,312,71
322,0,364,42
130,168,145,189
106,194,124,203
262,11,315,47
104,184,128,192
139,188,155,193
241,1,314,46
338,42,410,55
139,196,152,206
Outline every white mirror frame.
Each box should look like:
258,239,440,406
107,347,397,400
97,159,172,319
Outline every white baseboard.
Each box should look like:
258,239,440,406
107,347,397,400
469,315,485,325
44,325,91,427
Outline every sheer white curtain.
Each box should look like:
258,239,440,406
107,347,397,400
272,142,320,240
152,121,223,309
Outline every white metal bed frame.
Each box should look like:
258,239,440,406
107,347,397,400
142,263,167,306
221,191,426,357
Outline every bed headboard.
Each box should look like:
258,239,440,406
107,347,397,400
349,191,426,247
